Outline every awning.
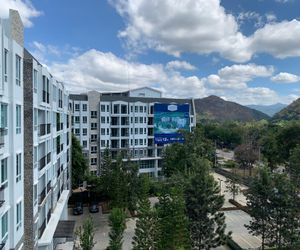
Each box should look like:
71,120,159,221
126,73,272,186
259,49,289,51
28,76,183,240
54,220,76,239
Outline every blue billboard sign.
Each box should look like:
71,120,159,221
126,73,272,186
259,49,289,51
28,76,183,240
154,103,190,144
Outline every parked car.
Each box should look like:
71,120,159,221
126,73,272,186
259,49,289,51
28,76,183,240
89,201,99,213
73,202,83,215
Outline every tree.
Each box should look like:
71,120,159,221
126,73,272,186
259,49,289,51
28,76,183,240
245,167,272,250
234,143,259,176
75,217,95,250
132,197,158,250
156,184,191,250
107,208,127,250
185,159,230,249
288,144,300,188
125,159,140,213
72,135,88,188
225,175,240,201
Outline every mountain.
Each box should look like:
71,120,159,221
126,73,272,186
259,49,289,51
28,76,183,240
246,103,287,117
272,98,300,121
194,95,270,123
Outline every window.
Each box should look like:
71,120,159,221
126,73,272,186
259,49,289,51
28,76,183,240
107,117,109,123
101,117,105,123
82,104,87,111
135,139,138,145
1,158,7,186
82,128,87,136
140,128,143,134
101,128,105,135
91,111,97,118
130,106,133,113
91,146,97,153
144,106,147,113
16,202,22,230
107,105,109,112
134,106,138,112
144,128,147,134
101,140,105,147
140,106,143,113
42,76,50,103
113,104,119,114
101,105,105,112
1,212,8,241
82,116,87,123
91,158,97,165
33,184,37,206
144,117,147,123
75,116,80,123
140,117,143,123
91,134,97,142
135,117,138,123
75,104,80,111
0,104,7,128
33,69,38,93
52,85,56,101
75,128,80,136
82,140,87,148
16,55,21,86
16,105,21,134
91,123,97,130
135,128,138,134
4,49,8,82
16,153,21,182
140,139,143,145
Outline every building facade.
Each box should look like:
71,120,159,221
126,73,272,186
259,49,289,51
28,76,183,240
0,10,24,250
70,87,196,177
23,50,72,250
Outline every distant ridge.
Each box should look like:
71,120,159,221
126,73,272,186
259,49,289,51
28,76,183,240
194,95,269,123
272,98,300,121
246,103,287,117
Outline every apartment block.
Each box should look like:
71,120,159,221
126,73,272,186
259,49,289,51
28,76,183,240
70,87,196,176
23,50,72,250
0,10,24,250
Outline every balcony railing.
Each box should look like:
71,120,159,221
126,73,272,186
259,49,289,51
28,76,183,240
47,209,51,223
38,219,46,239
47,181,51,193
0,128,7,148
38,124,51,136
38,187,46,205
39,152,51,170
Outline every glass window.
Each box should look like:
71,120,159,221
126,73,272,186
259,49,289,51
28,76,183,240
16,202,22,230
82,128,87,136
4,49,8,82
16,153,21,182
82,104,87,111
140,106,143,113
91,134,97,142
101,140,105,147
91,158,97,165
140,117,143,123
16,55,21,86
1,158,7,185
91,111,97,118
82,140,87,148
75,128,80,135
82,116,87,123
91,123,97,130
33,70,38,93
16,105,21,134
75,104,80,111
0,104,7,128
101,117,105,123
135,106,138,112
101,105,105,112
91,146,97,153
75,116,80,123
1,211,8,240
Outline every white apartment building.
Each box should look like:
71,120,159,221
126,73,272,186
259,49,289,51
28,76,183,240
23,49,72,250
70,87,196,177
0,10,24,250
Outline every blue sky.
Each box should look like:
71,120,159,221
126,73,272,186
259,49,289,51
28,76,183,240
1,0,300,105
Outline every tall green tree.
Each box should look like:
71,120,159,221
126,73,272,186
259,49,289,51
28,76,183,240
71,135,88,188
75,217,96,250
245,167,273,250
156,185,191,250
125,159,140,213
225,175,240,201
234,143,259,176
288,144,300,188
107,208,127,250
185,159,230,249
132,197,158,250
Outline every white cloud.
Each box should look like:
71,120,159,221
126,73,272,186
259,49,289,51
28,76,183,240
166,60,196,71
110,0,300,62
0,0,41,27
206,64,274,89
237,11,264,28
271,72,300,83
111,0,251,62
275,0,293,3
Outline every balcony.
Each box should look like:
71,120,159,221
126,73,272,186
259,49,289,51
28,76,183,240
0,128,7,148
47,209,51,223
39,152,51,171
38,187,46,205
56,123,63,131
38,219,46,239
38,124,51,137
47,181,51,193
